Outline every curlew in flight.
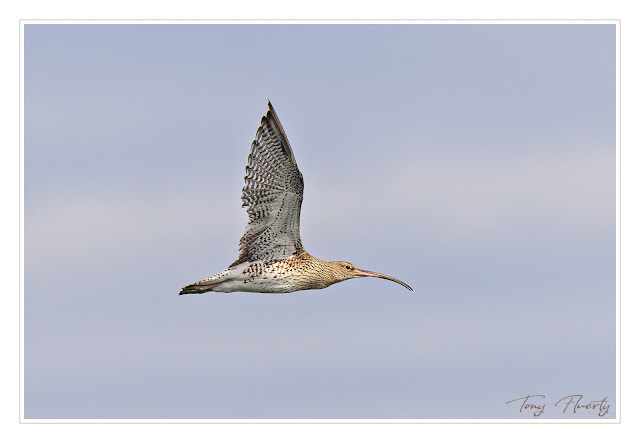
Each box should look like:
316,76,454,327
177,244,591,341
179,102,412,294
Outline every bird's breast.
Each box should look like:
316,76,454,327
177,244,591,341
235,254,333,292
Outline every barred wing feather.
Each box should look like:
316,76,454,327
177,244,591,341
230,102,305,266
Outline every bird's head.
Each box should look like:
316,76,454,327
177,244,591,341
329,261,413,291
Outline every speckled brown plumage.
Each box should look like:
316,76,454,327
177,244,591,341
179,102,412,295
240,252,349,291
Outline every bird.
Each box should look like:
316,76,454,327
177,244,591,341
179,101,412,294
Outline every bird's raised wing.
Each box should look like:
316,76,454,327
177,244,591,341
230,101,305,267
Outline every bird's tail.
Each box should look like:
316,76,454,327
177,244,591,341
179,272,229,295
179,264,248,295
179,281,222,295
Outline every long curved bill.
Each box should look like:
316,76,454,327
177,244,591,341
354,269,413,291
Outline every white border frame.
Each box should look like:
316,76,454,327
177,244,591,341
19,19,621,424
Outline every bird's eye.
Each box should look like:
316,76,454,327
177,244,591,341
345,265,352,270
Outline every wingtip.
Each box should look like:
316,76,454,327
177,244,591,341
262,100,296,165
265,100,275,118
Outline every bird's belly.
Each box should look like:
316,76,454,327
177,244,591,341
213,274,300,293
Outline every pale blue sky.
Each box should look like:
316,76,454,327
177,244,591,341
24,23,616,419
